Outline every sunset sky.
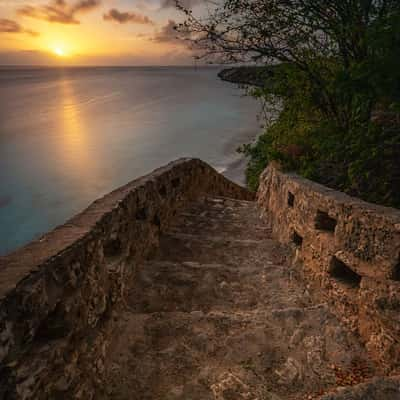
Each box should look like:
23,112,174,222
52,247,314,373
0,0,206,65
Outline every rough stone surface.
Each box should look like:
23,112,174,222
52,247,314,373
320,376,400,400
0,159,253,400
257,164,400,374
1,159,399,399
103,197,375,400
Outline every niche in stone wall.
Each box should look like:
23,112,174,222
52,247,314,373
288,192,295,207
172,177,181,188
159,184,167,198
292,231,303,248
153,213,161,228
328,256,361,288
136,207,148,221
391,257,400,281
315,210,337,233
103,237,122,260
35,302,70,342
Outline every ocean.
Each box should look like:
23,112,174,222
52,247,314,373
0,66,260,255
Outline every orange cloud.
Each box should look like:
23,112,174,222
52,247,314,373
0,18,39,36
18,0,101,25
103,9,154,25
160,0,206,9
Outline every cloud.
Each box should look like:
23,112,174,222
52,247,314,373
103,9,154,25
152,19,199,47
160,0,208,9
17,0,101,25
72,0,100,13
0,18,39,36
152,19,180,43
151,19,206,63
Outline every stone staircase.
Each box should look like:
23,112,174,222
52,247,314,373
103,196,376,400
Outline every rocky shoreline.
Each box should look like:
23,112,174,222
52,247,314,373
218,66,274,87
218,66,275,187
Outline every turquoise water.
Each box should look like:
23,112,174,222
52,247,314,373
0,66,260,255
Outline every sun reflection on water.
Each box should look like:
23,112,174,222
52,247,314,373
58,77,93,183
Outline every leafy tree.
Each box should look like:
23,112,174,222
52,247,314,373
178,0,399,129
177,0,400,207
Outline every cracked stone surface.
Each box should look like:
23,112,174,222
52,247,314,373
103,197,376,400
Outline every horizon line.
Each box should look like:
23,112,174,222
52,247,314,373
0,64,228,68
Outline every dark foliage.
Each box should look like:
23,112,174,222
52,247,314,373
177,0,400,207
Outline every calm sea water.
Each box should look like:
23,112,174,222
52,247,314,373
0,66,260,255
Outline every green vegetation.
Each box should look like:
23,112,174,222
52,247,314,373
242,45,400,207
241,28,400,208
178,1,400,208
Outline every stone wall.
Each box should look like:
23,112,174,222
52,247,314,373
257,164,400,374
0,158,253,400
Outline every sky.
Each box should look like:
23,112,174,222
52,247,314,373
0,0,207,65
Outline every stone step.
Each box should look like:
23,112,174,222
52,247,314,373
104,196,376,400
156,232,282,266
106,306,371,400
168,197,267,239
127,260,295,313
177,200,261,220
318,376,400,400
167,222,271,240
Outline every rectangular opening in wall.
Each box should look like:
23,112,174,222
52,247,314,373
35,303,69,342
158,185,167,198
288,192,295,208
172,178,180,188
315,210,337,232
104,238,122,260
136,207,147,221
391,256,400,281
329,256,361,288
292,231,303,247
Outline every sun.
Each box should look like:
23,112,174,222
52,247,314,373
53,46,67,57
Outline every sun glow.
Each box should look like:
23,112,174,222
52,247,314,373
53,46,67,57
0,15,182,66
